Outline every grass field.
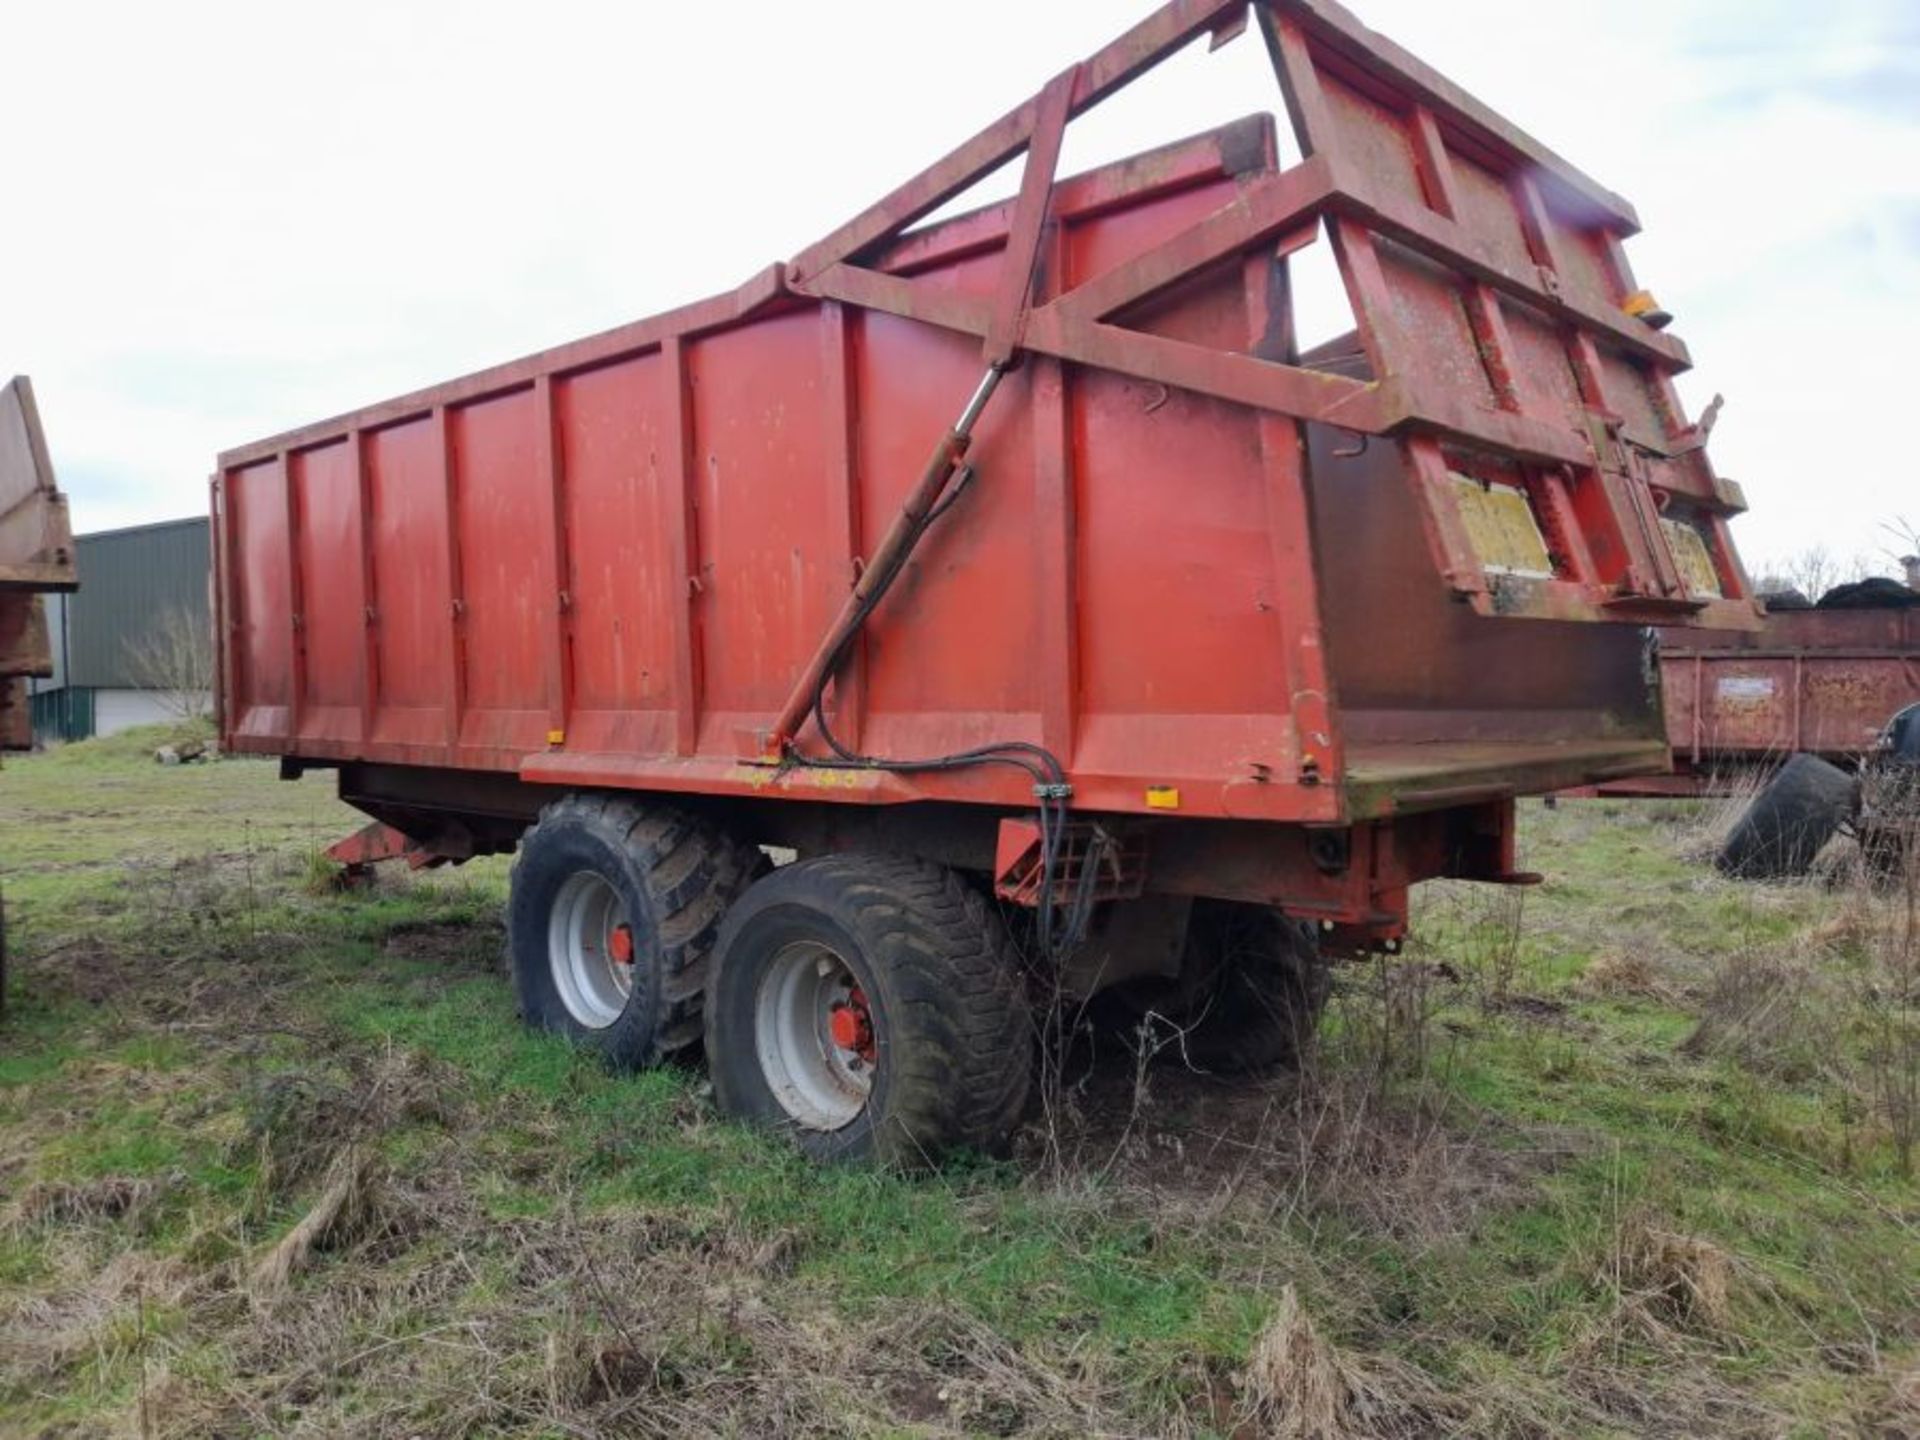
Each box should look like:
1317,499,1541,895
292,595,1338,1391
1,725,1916,1437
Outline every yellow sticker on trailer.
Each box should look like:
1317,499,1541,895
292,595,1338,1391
1449,473,1554,579
1660,517,1723,599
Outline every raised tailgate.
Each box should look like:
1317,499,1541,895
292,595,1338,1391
1264,0,1753,628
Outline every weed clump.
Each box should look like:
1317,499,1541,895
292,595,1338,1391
1612,1215,1735,1333
1680,950,1830,1080
10,1174,170,1229
1581,948,1662,998
1241,1284,1445,1440
1243,1284,1357,1438
250,1146,379,1299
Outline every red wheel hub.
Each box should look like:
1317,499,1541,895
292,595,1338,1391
608,923,635,964
828,985,876,1062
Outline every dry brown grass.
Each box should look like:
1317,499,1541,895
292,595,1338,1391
1239,1284,1450,1440
5,773,1914,1439
0,1033,1134,1438
1611,1214,1736,1334
1243,1284,1356,1438
1680,950,1832,1079
1034,952,1550,1250
1882,1361,1920,1438
165,1209,1130,1439
1674,766,1774,866
1579,947,1663,999
0,1247,196,1391
248,1145,378,1299
9,1173,170,1229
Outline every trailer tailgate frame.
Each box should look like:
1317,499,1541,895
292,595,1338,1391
787,0,1756,630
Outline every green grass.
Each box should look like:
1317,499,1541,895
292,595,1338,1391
1,736,1916,1436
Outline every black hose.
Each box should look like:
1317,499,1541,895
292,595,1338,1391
787,449,1082,962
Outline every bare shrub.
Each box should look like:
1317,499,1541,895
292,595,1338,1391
1750,544,1878,601
1337,952,1447,1092
1244,956,1537,1245
1025,944,1524,1247
121,604,213,722
1412,882,1528,1009
1463,890,1527,1008
1861,757,1920,891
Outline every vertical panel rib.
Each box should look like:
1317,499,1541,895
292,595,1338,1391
662,338,700,756
435,406,466,758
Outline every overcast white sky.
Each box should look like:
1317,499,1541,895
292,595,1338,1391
3,0,1915,575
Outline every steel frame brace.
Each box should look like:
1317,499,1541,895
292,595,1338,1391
782,0,1754,630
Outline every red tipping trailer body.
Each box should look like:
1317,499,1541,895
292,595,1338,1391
214,0,1756,947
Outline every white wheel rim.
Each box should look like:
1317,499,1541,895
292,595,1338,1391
547,871,634,1029
754,941,874,1131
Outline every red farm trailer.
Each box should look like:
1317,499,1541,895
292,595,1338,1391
1596,603,1920,798
214,0,1758,1161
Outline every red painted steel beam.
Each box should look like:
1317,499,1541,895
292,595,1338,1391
327,821,413,868
352,431,377,745
787,0,1250,285
1272,0,1639,232
1021,312,1391,432
798,256,1390,434
1045,158,1332,324
1322,174,1689,371
982,65,1077,365
804,264,992,338
873,116,1274,277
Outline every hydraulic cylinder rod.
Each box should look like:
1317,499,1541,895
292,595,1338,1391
764,365,1007,757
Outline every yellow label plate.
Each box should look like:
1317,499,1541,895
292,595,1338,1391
1660,517,1723,599
1450,473,1554,579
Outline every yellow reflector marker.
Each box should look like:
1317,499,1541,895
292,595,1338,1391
1621,288,1673,329
1146,786,1180,810
1660,518,1723,599
546,728,566,747
1449,473,1554,579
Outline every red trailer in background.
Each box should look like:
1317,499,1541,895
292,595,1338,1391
1594,604,1920,797
213,0,1758,1161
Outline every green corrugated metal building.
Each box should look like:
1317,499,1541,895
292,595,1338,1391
30,516,211,742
